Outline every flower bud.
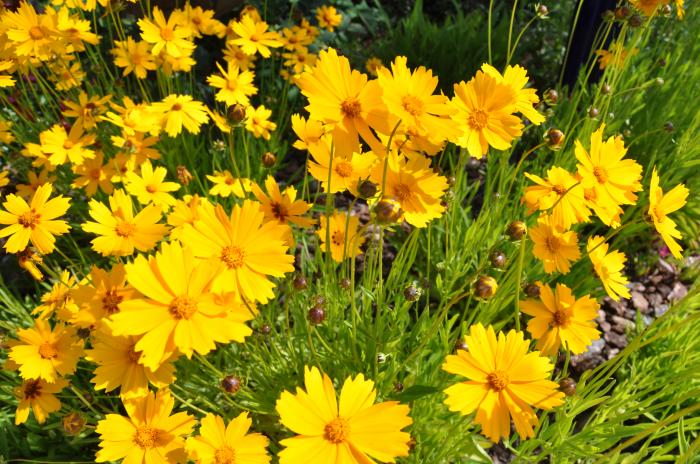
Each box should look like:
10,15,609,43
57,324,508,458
629,14,643,27
588,107,600,118
339,278,351,290
660,4,673,15
489,250,507,269
262,152,276,168
357,179,378,199
474,275,498,299
259,324,271,335
176,165,193,185
308,307,325,325
543,89,559,105
602,9,615,21
524,283,541,298
559,377,577,396
227,104,246,124
536,4,549,17
455,339,468,352
663,121,674,133
655,77,664,86
293,275,308,290
62,412,86,435
600,83,612,95
394,381,404,392
506,221,527,241
403,285,421,302
222,375,241,393
615,6,630,19
545,128,565,149
374,198,402,224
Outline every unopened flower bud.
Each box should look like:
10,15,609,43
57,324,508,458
601,83,612,95
227,104,246,124
262,152,276,168
602,9,615,21
259,324,271,335
543,89,559,106
588,106,600,118
629,14,643,27
62,412,85,435
375,198,402,224
655,77,664,86
663,121,674,133
357,179,378,199
506,221,527,240
474,275,498,299
339,278,351,290
615,6,630,19
394,381,404,392
559,377,577,396
490,250,507,269
403,285,421,302
524,283,541,298
293,275,308,290
176,165,193,185
536,4,549,17
455,339,468,352
222,375,241,393
308,307,325,325
545,128,565,149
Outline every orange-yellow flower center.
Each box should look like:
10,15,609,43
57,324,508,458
340,98,362,119
553,184,567,195
401,95,424,116
270,202,288,222
214,447,236,464
221,245,246,269
653,207,666,222
486,370,509,392
171,103,182,111
544,235,560,253
552,309,571,327
226,79,238,91
38,342,58,359
468,109,489,130
115,221,135,238
89,168,102,180
324,417,351,444
168,295,198,320
102,289,124,315
393,183,412,202
330,230,345,247
160,27,175,41
133,425,160,449
592,166,608,184
126,343,141,364
29,26,45,40
334,161,353,177
224,177,235,185
23,379,42,399
146,184,158,193
18,210,41,229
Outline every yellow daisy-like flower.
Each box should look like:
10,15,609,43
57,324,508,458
207,62,257,107
95,390,195,463
648,168,688,259
39,123,95,166
307,141,377,195
186,413,271,464
282,47,317,75
317,211,365,263
252,175,315,229
481,63,545,125
138,6,193,58
184,3,225,37
523,166,590,230
296,47,389,156
71,265,137,328
230,14,283,58
276,366,413,464
125,160,180,210
82,189,169,257
9,319,83,383
33,269,78,321
0,117,15,144
280,26,312,52
587,235,631,301
442,323,564,443
575,124,642,228
520,283,601,356
223,41,257,70
14,377,68,425
365,56,383,77
86,322,175,399
62,92,111,132
530,214,581,274
180,200,294,303
316,5,343,31
450,70,523,157
0,170,10,188
291,113,326,151
152,94,209,137
15,169,56,200
110,241,254,370
71,151,115,196
595,42,638,70
0,183,71,254
3,2,59,61
112,37,157,79
167,195,214,241
0,60,16,87
207,170,252,198
371,151,449,228
630,0,681,17
17,247,44,281
245,105,277,140
378,56,458,144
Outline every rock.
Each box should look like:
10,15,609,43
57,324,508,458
604,331,627,348
647,293,663,308
630,282,646,292
631,291,649,312
611,316,635,333
608,299,627,316
654,304,669,318
658,284,671,298
668,282,688,302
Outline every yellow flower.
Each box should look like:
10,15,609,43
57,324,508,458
251,175,315,229
587,235,631,301
17,247,44,281
62,92,111,131
15,169,56,199
443,323,564,442
152,94,210,137
520,283,600,356
49,58,86,91
0,117,15,143
184,3,225,37
296,48,389,156
82,189,169,256
595,42,637,70
111,132,161,164
524,166,590,230
166,194,214,241
230,14,282,58
110,241,255,370
282,47,317,75
365,56,383,77
71,265,137,328
86,322,175,399
95,390,195,463
138,6,193,58
223,41,257,70
481,63,545,125
186,413,270,464
530,214,581,274
245,105,277,139
3,2,59,61
317,211,365,262
370,151,449,227
207,170,252,198
316,5,343,31
14,377,68,425
630,0,680,17
33,269,78,320
125,160,180,210
450,70,523,157
0,60,16,87
280,26,312,51
307,142,377,195
575,124,642,228
378,56,458,145
71,151,115,196
648,167,688,259
0,183,70,254
112,37,157,79
55,5,99,50
207,61,257,107
276,366,413,463
0,170,9,188
102,96,161,136
39,123,95,166
9,319,83,382
180,200,294,303
291,113,326,151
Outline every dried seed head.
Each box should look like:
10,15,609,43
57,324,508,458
506,221,527,241
663,121,674,133
559,377,577,396
176,165,193,185
339,278,351,290
628,14,643,27
474,275,498,299
222,375,241,394
394,381,404,392
615,6,630,19
259,324,271,335
311,295,326,307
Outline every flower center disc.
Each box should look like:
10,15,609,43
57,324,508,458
38,342,58,359
486,370,509,392
168,296,198,320
221,245,246,269
324,417,351,444
102,289,124,315
18,210,40,229
552,310,570,327
468,109,488,130
334,161,353,177
115,221,135,238
214,447,236,464
401,95,423,116
340,98,362,119
133,425,160,449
